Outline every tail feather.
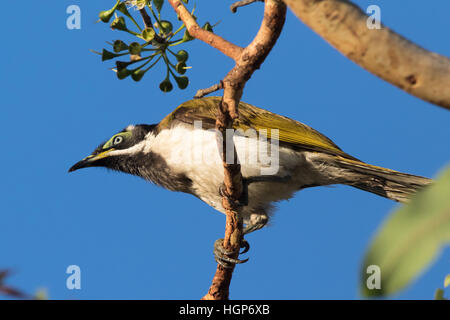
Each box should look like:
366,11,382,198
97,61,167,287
334,156,432,203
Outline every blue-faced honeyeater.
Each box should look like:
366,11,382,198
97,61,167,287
69,97,431,266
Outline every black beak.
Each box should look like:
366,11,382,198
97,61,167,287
68,158,94,173
68,149,114,173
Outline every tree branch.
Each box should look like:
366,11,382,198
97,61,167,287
230,0,264,13
194,82,224,98
283,0,450,110
168,0,286,300
203,0,285,300
0,270,29,299
168,0,244,60
221,0,287,119
139,8,152,29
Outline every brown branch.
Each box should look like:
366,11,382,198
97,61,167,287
169,0,286,300
138,8,152,29
194,82,224,99
283,0,450,110
202,0,286,300
221,0,287,120
0,270,29,299
202,1,285,300
168,0,244,60
230,0,264,13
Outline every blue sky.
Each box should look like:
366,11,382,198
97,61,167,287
1,1,449,299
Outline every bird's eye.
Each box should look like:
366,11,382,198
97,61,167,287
113,136,124,145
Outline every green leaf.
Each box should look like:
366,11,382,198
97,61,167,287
434,288,446,300
445,274,450,288
34,288,48,300
361,166,450,298
153,0,164,13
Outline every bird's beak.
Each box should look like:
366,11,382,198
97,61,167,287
68,149,115,173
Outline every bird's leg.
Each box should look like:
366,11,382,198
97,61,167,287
213,214,267,268
243,213,268,235
213,238,249,269
214,176,288,267
218,175,291,208
213,213,267,268
214,184,250,268
218,183,245,207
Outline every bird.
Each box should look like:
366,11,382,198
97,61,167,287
69,96,431,266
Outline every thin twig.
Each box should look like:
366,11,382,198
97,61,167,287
230,0,264,13
0,270,30,299
194,82,224,98
139,8,152,29
168,0,244,60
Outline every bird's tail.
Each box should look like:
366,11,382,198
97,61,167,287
332,156,432,203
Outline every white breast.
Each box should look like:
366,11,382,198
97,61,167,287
147,124,323,218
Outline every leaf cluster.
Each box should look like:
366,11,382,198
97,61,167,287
96,0,213,92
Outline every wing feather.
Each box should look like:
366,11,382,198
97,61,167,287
158,97,357,159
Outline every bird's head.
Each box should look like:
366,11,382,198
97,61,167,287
69,124,156,173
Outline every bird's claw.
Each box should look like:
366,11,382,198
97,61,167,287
218,183,248,208
240,239,250,254
214,238,249,269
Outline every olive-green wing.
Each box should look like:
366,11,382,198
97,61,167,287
158,96,356,159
